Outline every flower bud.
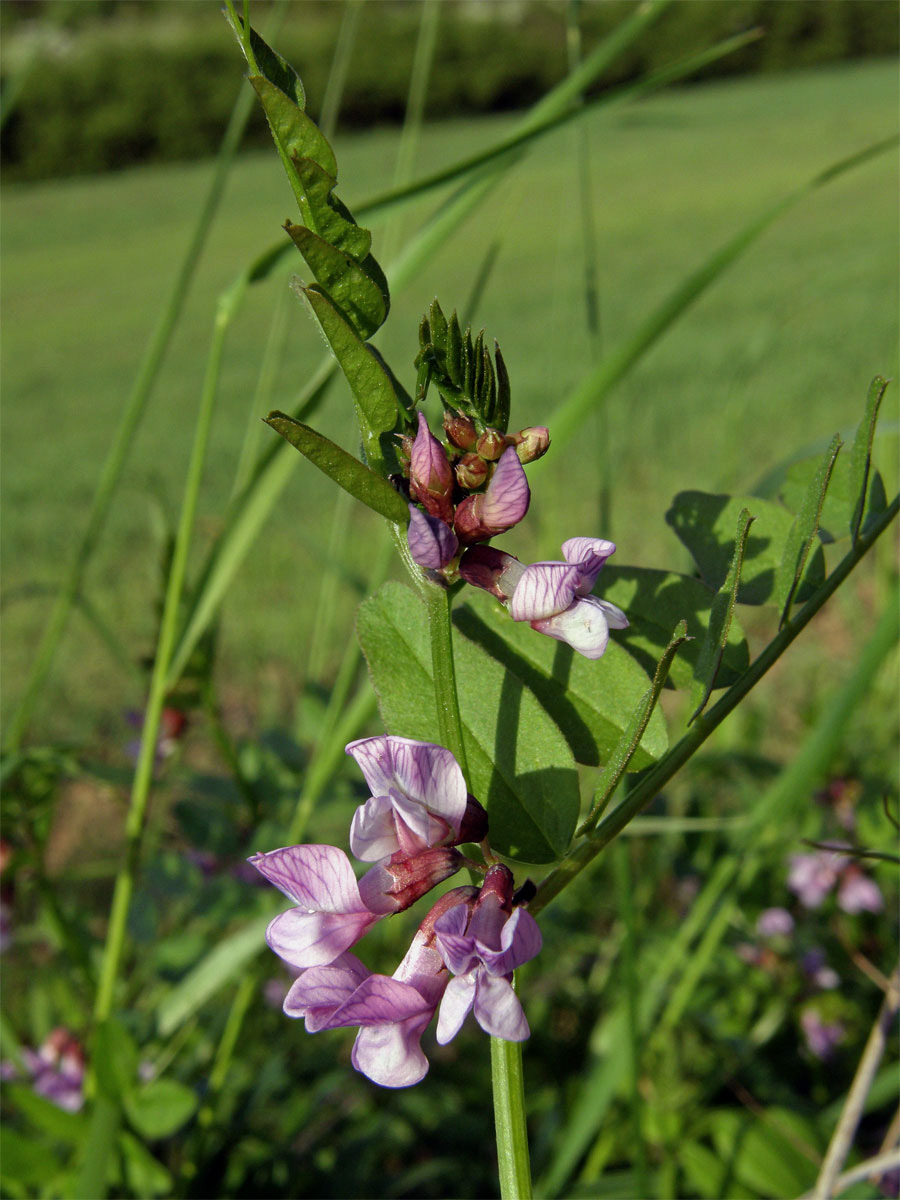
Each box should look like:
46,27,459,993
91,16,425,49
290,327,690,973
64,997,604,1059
478,863,516,912
443,410,477,451
455,452,489,491
358,847,464,915
455,794,489,845
453,448,530,544
409,413,454,523
458,545,524,599
513,426,550,464
475,428,507,462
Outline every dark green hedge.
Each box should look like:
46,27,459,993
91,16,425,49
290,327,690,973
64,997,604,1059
1,0,896,181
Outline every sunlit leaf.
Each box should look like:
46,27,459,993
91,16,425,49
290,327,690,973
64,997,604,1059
123,1080,198,1141
285,223,387,340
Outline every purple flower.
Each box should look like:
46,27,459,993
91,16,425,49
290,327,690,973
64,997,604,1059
801,947,840,991
461,536,627,659
453,448,531,544
408,412,454,523
837,866,884,914
249,844,389,969
4,1030,86,1113
756,907,795,938
345,736,472,862
433,864,542,1043
787,852,841,908
407,503,459,569
800,1006,846,1060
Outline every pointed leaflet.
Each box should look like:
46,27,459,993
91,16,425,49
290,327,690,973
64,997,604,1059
357,582,579,863
775,434,842,626
599,566,748,691
298,284,401,471
249,75,336,225
666,491,825,606
688,509,754,723
291,158,371,260
579,621,688,834
849,375,890,543
264,413,408,523
285,223,387,341
453,599,666,770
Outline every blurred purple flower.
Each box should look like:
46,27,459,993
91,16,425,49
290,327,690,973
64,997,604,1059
837,866,884,914
787,852,841,908
434,864,542,1044
4,1029,85,1112
756,907,795,938
800,1007,846,1060
345,736,472,862
800,947,840,991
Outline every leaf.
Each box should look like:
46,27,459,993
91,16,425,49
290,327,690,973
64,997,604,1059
291,158,371,260
706,1107,820,1197
123,1079,198,1141
299,285,401,468
0,1127,63,1189
849,375,891,542
357,582,580,862
157,913,272,1037
774,433,842,624
600,566,749,690
2,1084,88,1146
264,412,408,523
117,1130,173,1196
581,621,688,831
689,508,754,722
285,223,387,341
249,73,336,176
666,491,825,606
452,598,667,770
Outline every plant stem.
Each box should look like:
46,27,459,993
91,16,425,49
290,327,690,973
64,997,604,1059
491,1029,533,1200
93,281,246,1026
421,580,470,780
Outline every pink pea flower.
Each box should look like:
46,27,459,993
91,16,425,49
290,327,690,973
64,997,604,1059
434,864,542,1044
460,537,628,659
345,735,486,863
452,447,531,545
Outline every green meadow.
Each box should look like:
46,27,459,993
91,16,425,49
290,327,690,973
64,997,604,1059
2,58,897,746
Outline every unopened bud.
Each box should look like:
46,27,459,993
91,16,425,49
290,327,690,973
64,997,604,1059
409,412,454,522
478,863,516,912
475,428,507,462
459,544,524,600
513,426,550,465
456,794,489,845
358,847,463,915
453,448,530,544
455,452,489,491
443,410,477,451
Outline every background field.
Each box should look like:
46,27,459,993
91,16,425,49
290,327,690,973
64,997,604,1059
3,58,897,748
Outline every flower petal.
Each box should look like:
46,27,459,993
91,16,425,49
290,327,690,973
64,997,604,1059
561,537,617,593
283,952,371,1028
265,906,378,970
249,843,364,912
435,972,477,1044
509,562,581,622
348,794,403,863
472,972,530,1041
478,906,542,975
352,1016,432,1088
531,595,613,658
478,447,531,531
407,504,459,569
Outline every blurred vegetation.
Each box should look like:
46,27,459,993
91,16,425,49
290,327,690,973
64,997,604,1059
1,0,897,181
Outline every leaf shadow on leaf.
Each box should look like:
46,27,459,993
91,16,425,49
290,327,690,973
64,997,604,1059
489,767,581,863
454,607,597,765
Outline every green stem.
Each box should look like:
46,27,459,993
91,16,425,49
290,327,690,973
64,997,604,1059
491,1029,533,1200
93,281,247,1026
531,494,899,916
421,579,469,780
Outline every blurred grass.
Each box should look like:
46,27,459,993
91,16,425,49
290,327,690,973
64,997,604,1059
2,59,897,745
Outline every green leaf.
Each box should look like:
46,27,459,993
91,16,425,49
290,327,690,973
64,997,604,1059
774,433,842,625
285,223,387,340
2,1084,88,1147
243,20,305,108
689,508,754,722
357,582,580,862
453,598,667,770
157,913,271,1037
298,285,401,468
123,1079,198,1141
849,375,891,542
117,1130,173,1196
665,491,825,606
581,621,688,832
291,158,371,260
706,1107,820,1197
0,1127,63,1190
600,566,749,691
250,73,336,176
264,412,409,523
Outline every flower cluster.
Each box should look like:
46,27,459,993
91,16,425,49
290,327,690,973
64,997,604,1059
250,735,541,1088
787,849,884,913
1,1029,85,1112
